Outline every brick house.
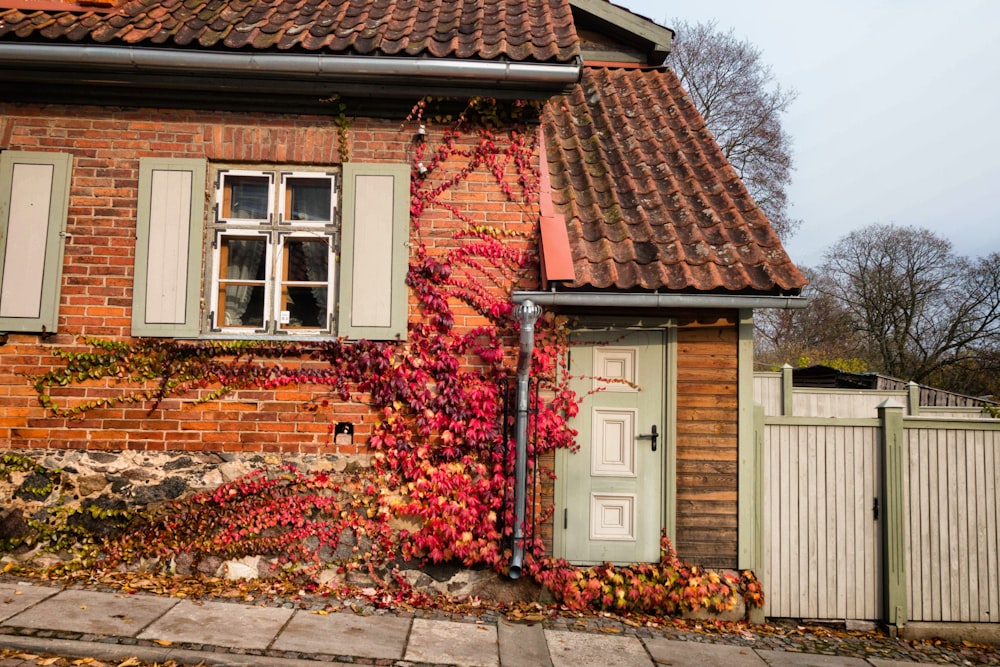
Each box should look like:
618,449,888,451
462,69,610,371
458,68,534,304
0,0,805,577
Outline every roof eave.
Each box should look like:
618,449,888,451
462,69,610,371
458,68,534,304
0,43,583,100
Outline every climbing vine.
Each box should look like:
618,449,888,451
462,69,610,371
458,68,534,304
23,96,759,618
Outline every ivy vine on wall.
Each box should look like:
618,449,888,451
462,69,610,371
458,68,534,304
25,97,763,616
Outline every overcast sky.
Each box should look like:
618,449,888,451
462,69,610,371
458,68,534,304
615,0,1000,268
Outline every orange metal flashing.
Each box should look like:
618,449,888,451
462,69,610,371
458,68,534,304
537,136,576,283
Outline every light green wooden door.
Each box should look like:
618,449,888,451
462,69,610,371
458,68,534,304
557,329,666,564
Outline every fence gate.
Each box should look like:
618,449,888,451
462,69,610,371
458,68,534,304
762,422,882,620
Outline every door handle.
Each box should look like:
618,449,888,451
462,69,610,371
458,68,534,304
637,425,658,452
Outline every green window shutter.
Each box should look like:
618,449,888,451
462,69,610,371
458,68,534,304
0,151,72,333
338,163,411,341
132,158,207,337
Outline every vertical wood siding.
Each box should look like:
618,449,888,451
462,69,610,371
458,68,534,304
904,427,1000,622
753,373,781,416
763,422,881,620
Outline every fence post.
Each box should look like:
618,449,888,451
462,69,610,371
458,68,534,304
877,399,907,634
907,381,920,416
781,364,793,416
749,403,766,624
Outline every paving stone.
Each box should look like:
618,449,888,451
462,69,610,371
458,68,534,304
2,589,176,637
545,630,652,667
499,620,551,667
272,609,410,659
645,638,768,666
0,583,60,623
405,618,499,667
138,598,293,650
757,649,873,666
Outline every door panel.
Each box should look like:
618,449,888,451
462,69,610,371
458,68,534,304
559,329,665,564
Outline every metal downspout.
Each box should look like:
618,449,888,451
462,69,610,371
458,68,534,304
509,299,542,579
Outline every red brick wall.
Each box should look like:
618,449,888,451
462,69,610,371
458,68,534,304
0,103,538,453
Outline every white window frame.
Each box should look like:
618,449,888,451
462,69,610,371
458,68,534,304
208,167,338,336
278,171,338,226
215,170,274,225
273,230,336,334
209,229,274,334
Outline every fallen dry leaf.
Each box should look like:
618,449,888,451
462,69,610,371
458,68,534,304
152,639,172,647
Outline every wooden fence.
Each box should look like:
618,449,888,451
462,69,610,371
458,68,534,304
755,372,1000,629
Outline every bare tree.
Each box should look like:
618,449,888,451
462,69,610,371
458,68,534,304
667,19,799,240
819,224,1000,387
755,266,863,369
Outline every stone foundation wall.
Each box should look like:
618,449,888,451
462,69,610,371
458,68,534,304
0,449,370,560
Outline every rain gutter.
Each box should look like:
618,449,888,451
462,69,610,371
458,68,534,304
512,291,809,310
0,44,581,91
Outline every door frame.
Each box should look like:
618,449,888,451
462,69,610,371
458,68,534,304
553,318,677,562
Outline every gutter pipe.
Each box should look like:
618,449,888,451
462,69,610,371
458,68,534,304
0,44,581,90
512,291,809,310
509,299,542,580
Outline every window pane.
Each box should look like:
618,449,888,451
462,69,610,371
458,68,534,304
220,285,266,327
284,177,332,222
223,237,267,280
284,237,328,281
222,174,269,220
279,237,330,330
218,236,268,328
282,286,328,328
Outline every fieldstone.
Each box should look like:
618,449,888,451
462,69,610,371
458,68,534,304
132,476,187,504
198,468,224,488
468,573,543,604
257,557,281,579
66,497,130,537
173,552,196,575
121,467,157,482
224,556,260,580
76,474,109,497
316,568,343,587
218,460,252,482
196,554,224,576
14,472,56,501
107,475,132,494
0,508,32,544
162,456,194,471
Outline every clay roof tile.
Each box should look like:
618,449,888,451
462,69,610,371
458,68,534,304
543,66,807,294
0,0,579,61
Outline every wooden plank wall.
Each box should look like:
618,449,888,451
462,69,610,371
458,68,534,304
904,427,1000,622
762,423,881,620
674,315,739,568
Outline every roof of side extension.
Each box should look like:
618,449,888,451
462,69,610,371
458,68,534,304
543,65,807,294
0,0,580,62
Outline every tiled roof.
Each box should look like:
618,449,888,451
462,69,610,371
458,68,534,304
543,66,807,294
0,0,579,62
